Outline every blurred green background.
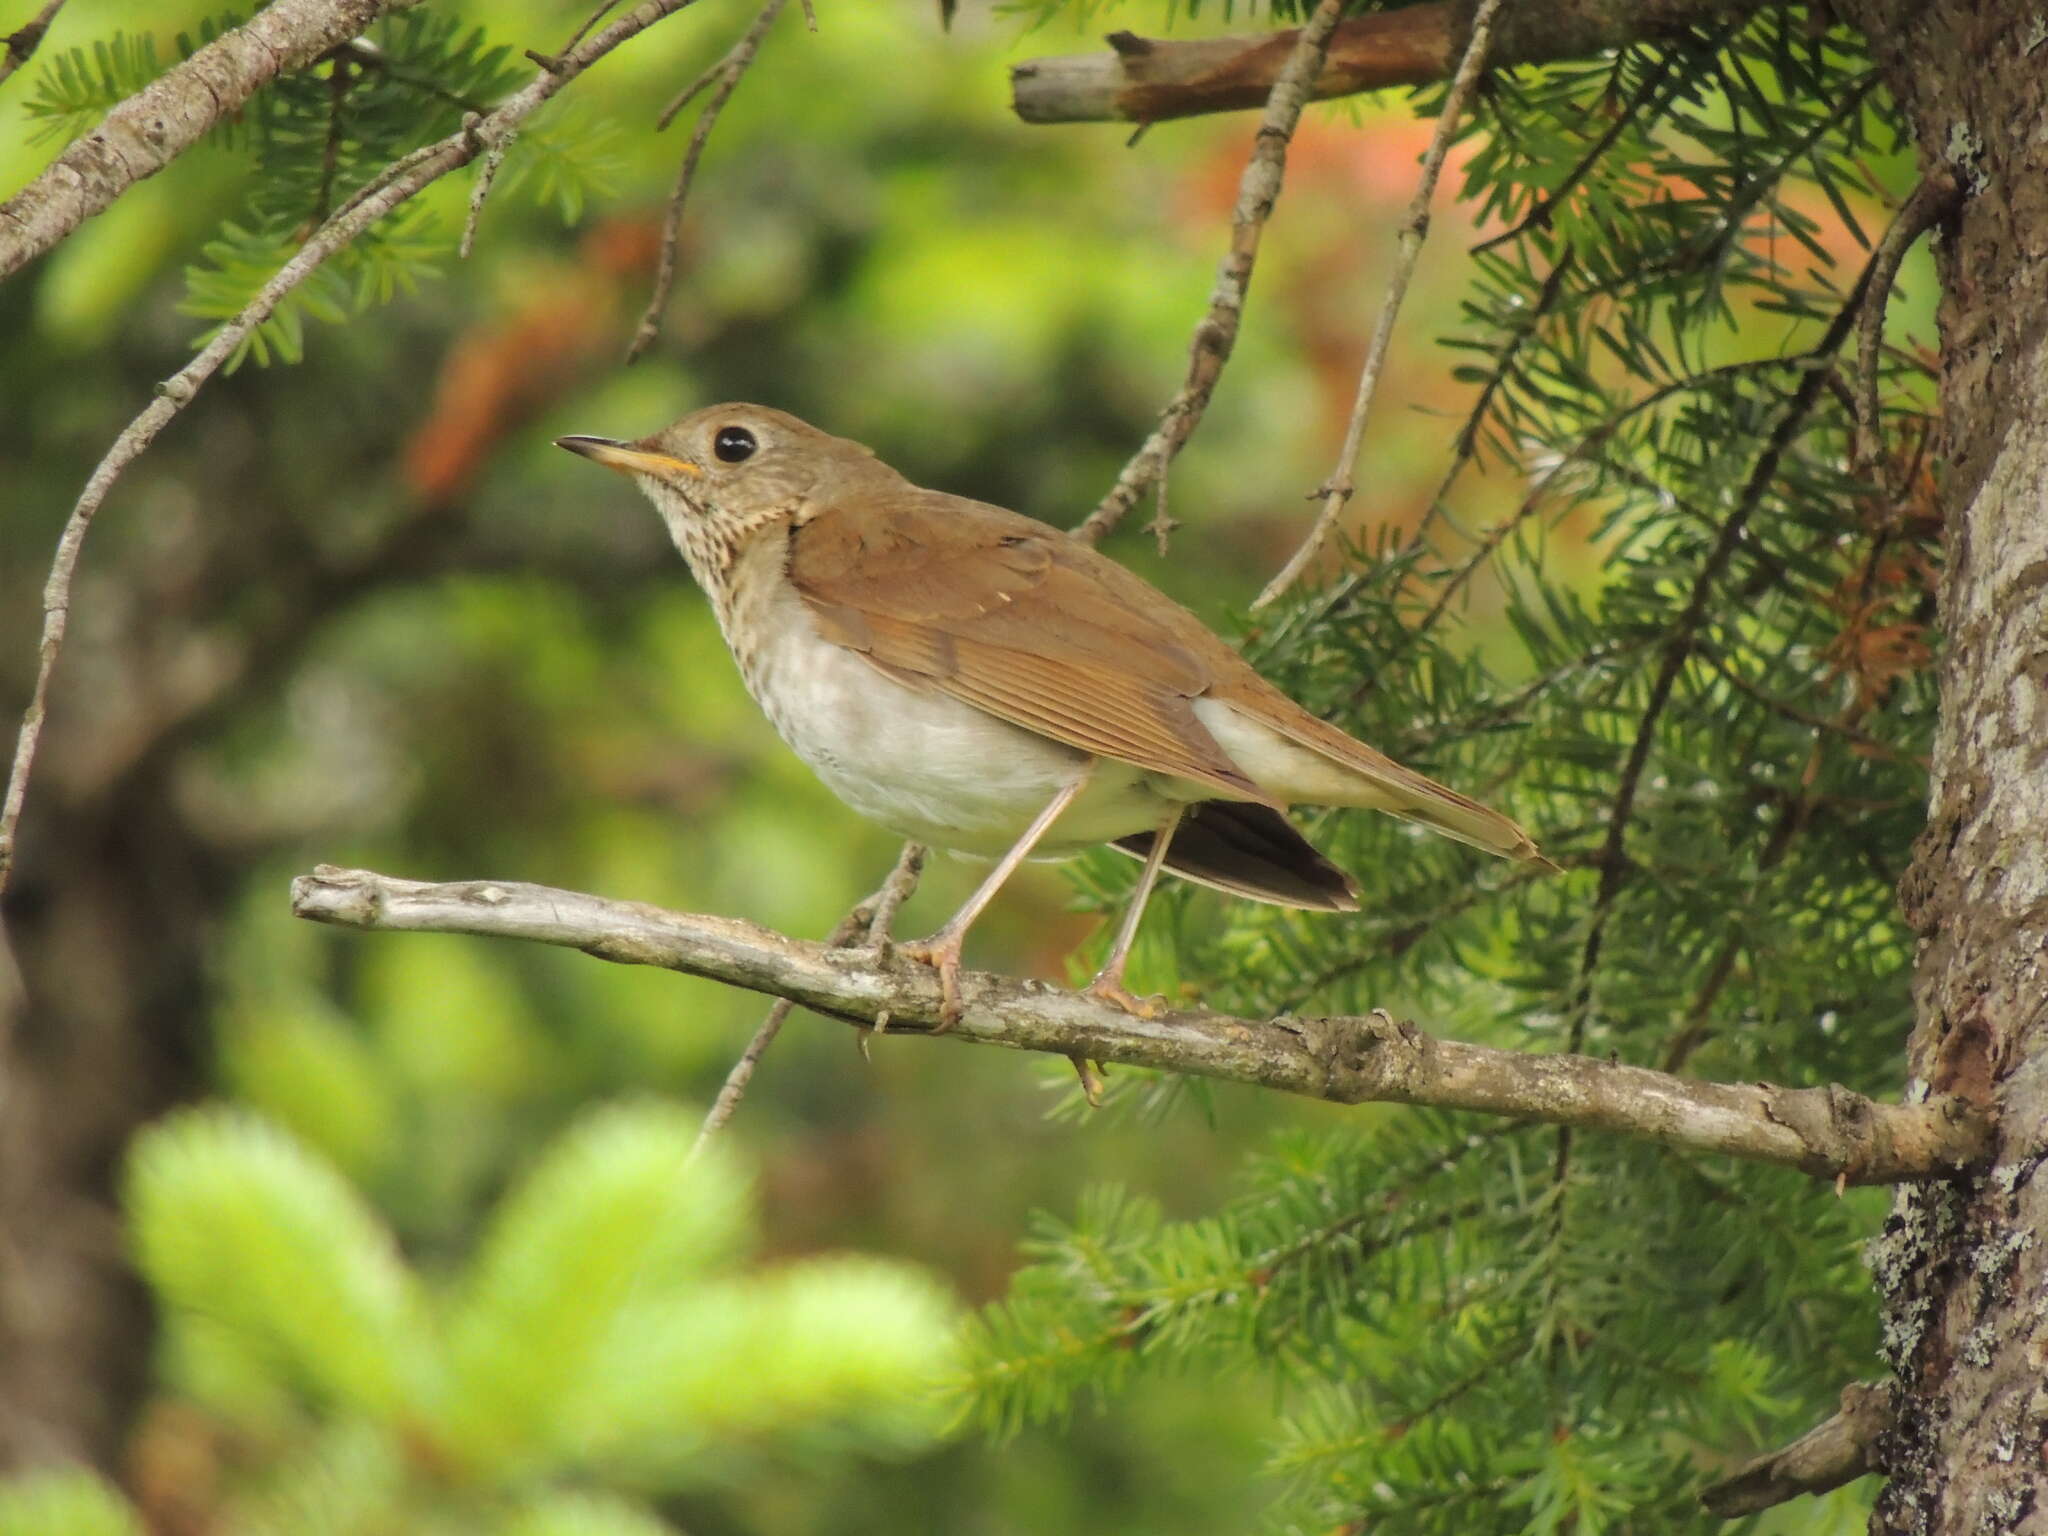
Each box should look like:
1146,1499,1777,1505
0,2,1918,1532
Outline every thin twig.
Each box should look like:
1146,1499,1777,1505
1247,245,1574,681
1250,0,1506,610
692,842,926,1155
865,843,927,944
1071,0,1347,549
528,0,622,72
0,0,66,92
628,0,793,362
1400,352,1824,654
1415,245,1577,531
0,0,713,896
459,115,507,259
1852,168,1959,475
1271,72,1878,656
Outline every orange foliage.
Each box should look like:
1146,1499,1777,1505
401,218,664,507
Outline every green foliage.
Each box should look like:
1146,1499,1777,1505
987,6,1930,1531
24,9,625,368
0,1469,142,1536
437,1101,753,1475
500,104,627,226
129,1106,431,1420
0,1103,957,1533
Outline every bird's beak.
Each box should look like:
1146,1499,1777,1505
555,435,702,479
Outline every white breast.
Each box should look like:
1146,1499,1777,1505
713,537,1176,857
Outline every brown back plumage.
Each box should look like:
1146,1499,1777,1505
791,487,1277,805
788,479,1543,863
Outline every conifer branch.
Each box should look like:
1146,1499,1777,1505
1565,239,1882,1052
1466,39,1707,257
290,866,1990,1185
1072,0,1346,549
1009,0,1767,126
0,0,404,280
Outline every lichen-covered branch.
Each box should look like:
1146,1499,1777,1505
0,0,403,279
1700,1382,1891,1516
290,866,1990,1185
1010,0,1766,126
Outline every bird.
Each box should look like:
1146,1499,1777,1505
557,404,1549,1028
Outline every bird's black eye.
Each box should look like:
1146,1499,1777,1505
713,425,758,463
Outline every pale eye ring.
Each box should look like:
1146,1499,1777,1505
713,426,758,463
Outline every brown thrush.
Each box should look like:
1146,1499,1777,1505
558,405,1549,1025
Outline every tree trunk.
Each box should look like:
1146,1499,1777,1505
0,785,216,1471
1843,1,2048,1529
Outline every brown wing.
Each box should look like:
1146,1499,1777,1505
788,489,1276,806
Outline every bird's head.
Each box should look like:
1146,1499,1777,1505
558,403,883,567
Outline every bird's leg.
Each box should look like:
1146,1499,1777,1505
1085,807,1181,1020
900,761,1095,1030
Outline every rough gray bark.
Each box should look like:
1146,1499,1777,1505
1836,1,2048,1529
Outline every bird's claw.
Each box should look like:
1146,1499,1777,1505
1085,974,1169,1020
898,934,965,1031
1068,1054,1106,1108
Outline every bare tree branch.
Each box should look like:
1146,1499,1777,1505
0,0,403,280
1010,0,1766,127
1250,0,1505,611
0,0,712,896
1072,0,1346,548
290,866,1991,1185
0,0,65,93
1701,1382,1891,1515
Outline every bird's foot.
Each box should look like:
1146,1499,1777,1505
898,932,966,1031
1068,1054,1106,1109
1084,972,1168,1020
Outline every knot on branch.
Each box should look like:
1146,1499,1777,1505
1762,1082,1991,1182
1296,1007,1433,1097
